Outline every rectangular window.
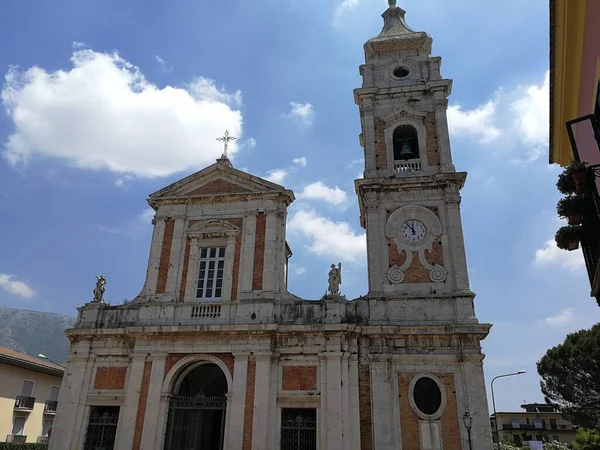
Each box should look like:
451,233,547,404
12,417,26,436
513,435,522,446
534,419,543,429
550,418,557,430
196,247,226,300
49,386,60,402
510,418,520,428
42,419,53,436
83,406,120,450
281,408,316,450
21,380,34,397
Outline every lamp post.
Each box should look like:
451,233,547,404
491,371,526,446
463,411,473,450
38,353,64,368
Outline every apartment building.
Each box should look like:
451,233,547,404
490,403,578,446
0,347,64,443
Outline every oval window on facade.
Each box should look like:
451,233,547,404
393,66,410,78
413,377,443,416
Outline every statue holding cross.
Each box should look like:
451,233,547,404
216,130,236,158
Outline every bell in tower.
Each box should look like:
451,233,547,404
393,125,419,160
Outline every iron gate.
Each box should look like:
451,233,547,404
281,408,317,450
83,406,120,450
164,394,226,450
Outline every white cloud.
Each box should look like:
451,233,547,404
543,308,575,327
333,0,360,25
265,169,288,184
154,55,166,65
510,71,550,162
447,100,501,144
297,181,348,206
97,209,154,237
71,41,86,49
289,263,307,276
1,49,243,178
348,158,364,168
447,71,550,162
287,101,315,125
0,273,36,298
245,137,257,149
293,157,307,167
287,209,366,262
534,239,585,272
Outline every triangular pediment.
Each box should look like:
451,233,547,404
149,161,288,201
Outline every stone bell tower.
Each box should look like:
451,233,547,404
355,1,473,315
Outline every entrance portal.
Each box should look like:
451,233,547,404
164,363,227,450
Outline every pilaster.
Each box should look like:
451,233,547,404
115,355,147,449
370,360,396,450
239,214,257,294
165,218,186,294
144,218,166,295
140,353,167,449
222,236,237,301
262,212,278,294
251,353,274,450
226,353,249,450
183,238,199,301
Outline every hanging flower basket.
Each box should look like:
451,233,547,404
556,196,585,225
557,161,588,195
555,225,584,251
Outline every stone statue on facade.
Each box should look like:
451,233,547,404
93,275,106,303
328,263,342,295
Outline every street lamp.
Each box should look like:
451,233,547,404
463,411,473,450
38,354,64,368
491,371,526,446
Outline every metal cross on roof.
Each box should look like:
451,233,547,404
216,130,236,158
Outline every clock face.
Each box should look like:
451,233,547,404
401,220,427,244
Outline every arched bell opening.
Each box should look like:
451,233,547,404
164,363,228,450
392,125,421,174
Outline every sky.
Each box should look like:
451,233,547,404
0,0,599,413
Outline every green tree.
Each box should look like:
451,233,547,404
537,323,600,428
572,428,600,450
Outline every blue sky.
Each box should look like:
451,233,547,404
1,0,598,412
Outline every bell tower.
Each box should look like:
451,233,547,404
355,2,474,314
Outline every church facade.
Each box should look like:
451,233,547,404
50,4,493,450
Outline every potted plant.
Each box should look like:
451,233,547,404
557,195,585,225
569,160,588,194
555,225,584,251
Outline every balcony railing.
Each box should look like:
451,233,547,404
394,159,422,175
44,400,58,413
14,396,35,410
6,435,27,443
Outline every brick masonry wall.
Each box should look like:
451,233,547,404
359,364,373,450
252,213,266,290
94,367,127,390
188,179,250,195
387,239,445,284
398,373,461,450
282,366,317,391
375,118,388,170
425,112,440,166
242,358,256,450
164,353,235,381
156,218,175,294
133,361,152,450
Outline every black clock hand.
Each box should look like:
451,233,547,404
408,222,416,234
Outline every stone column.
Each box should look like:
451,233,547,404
262,211,278,294
434,98,455,171
365,203,384,295
225,353,249,450
183,238,199,301
445,198,470,291
364,114,377,177
70,354,98,450
251,353,274,449
221,236,237,302
144,218,166,295
327,353,344,450
114,355,147,449
165,218,186,294
370,360,396,450
239,214,257,295
348,354,361,450
48,354,93,450
140,354,167,449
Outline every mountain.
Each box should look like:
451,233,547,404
0,308,75,364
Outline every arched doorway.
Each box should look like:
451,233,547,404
164,363,227,450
